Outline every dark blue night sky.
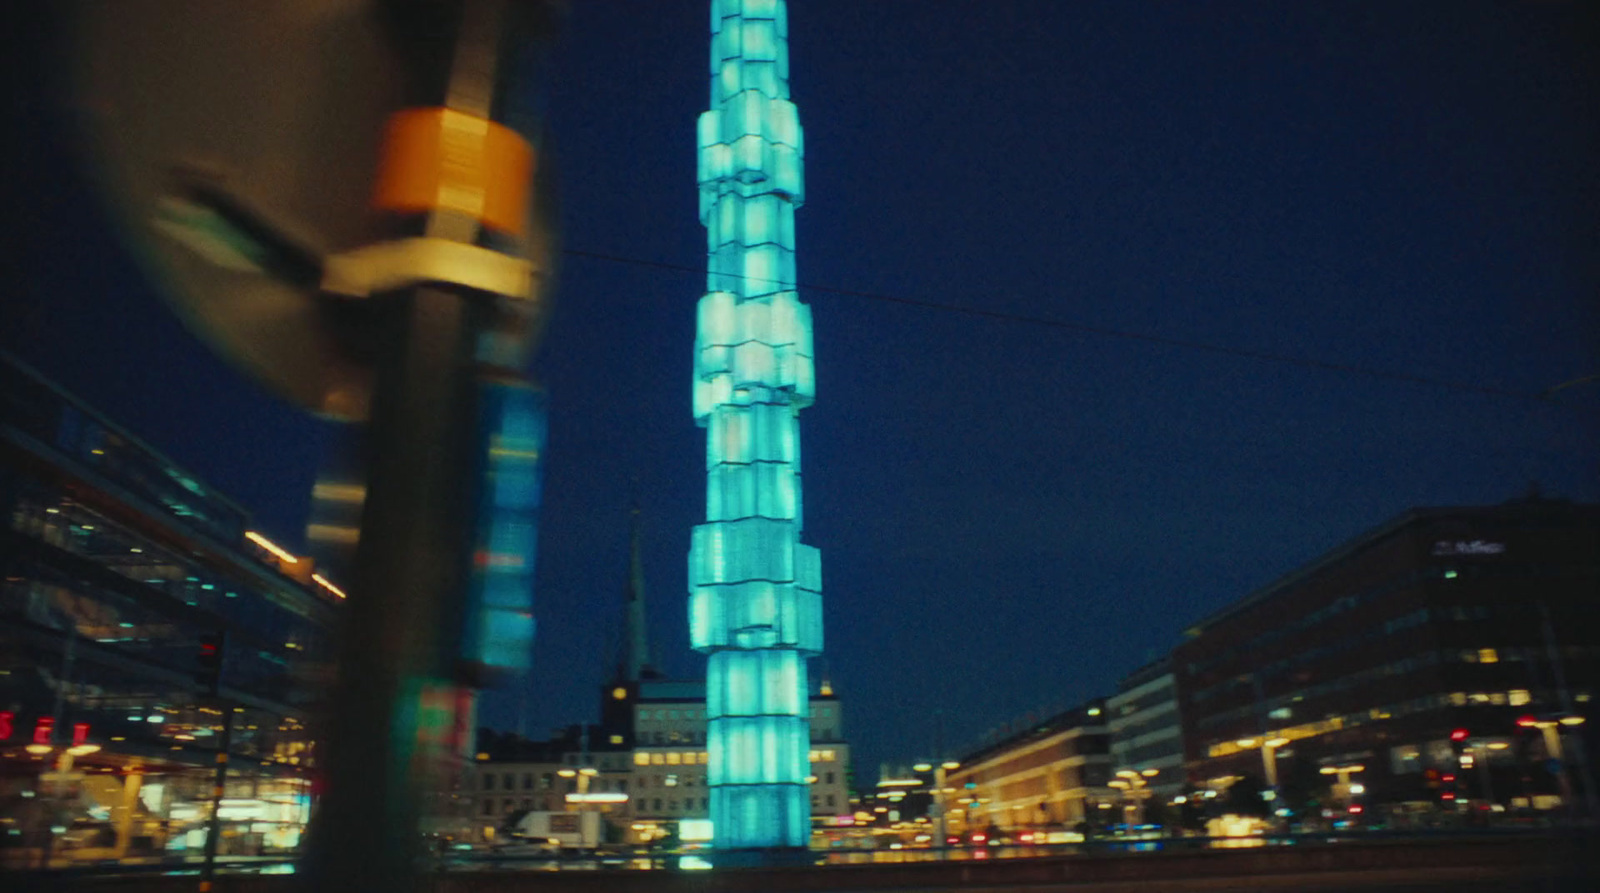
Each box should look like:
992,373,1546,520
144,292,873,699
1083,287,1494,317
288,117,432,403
7,1,1597,779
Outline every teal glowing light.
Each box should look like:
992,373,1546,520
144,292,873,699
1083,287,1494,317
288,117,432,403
690,0,819,852
463,379,545,671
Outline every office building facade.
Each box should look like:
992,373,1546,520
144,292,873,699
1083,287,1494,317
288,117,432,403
1107,658,1185,810
946,700,1114,834
1174,499,1599,821
0,354,337,867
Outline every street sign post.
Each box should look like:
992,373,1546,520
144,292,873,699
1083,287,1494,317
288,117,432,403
66,2,560,890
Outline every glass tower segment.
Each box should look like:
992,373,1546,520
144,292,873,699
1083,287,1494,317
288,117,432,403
689,0,820,851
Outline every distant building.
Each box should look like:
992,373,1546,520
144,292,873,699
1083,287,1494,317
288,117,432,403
946,700,1113,834
1108,658,1184,810
455,726,632,845
607,678,851,844
1173,498,1599,821
463,681,851,846
0,353,336,865
458,506,852,846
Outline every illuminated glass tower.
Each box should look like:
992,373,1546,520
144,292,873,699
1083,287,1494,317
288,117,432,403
688,0,821,851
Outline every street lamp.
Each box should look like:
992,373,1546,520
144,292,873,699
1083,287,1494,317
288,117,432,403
931,760,960,856
1518,714,1586,814
1237,736,1289,788
1112,768,1160,828
1319,763,1365,807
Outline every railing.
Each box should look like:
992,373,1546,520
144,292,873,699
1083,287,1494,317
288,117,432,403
24,825,1596,882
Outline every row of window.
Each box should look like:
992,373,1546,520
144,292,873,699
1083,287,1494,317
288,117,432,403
1192,606,1436,710
634,703,835,723
1110,683,1177,718
1,361,249,543
1195,649,1444,731
633,750,708,766
636,726,846,745
954,735,1109,787
1197,686,1590,755
1185,571,1427,677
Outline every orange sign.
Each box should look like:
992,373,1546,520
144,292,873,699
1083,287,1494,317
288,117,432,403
372,108,534,236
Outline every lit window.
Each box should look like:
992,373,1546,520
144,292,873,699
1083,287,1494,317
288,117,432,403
651,753,665,765
1478,648,1498,664
610,734,625,745
1509,690,1531,706
667,752,682,765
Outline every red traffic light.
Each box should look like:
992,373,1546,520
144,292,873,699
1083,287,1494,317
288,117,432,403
1449,728,1470,742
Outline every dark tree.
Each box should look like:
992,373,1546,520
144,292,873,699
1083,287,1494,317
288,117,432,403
1224,774,1272,818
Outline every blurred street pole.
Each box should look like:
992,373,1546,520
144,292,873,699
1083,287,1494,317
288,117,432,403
301,2,552,890
65,1,555,885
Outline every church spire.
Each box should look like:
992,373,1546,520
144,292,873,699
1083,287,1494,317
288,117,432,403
623,494,657,681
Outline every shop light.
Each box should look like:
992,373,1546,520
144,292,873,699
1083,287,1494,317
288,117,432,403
312,573,347,599
245,531,299,564
565,792,627,803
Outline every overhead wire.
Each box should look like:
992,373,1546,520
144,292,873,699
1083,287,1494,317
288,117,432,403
562,247,1561,404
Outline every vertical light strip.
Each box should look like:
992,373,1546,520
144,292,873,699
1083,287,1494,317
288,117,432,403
690,0,821,852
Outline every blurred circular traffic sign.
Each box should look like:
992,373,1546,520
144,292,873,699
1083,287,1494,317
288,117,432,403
67,1,412,419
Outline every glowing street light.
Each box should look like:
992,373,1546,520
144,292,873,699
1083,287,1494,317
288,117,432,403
1319,763,1365,804
1517,714,1587,811
1112,767,1158,826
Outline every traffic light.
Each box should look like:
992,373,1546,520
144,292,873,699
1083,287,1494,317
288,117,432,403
196,631,226,692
